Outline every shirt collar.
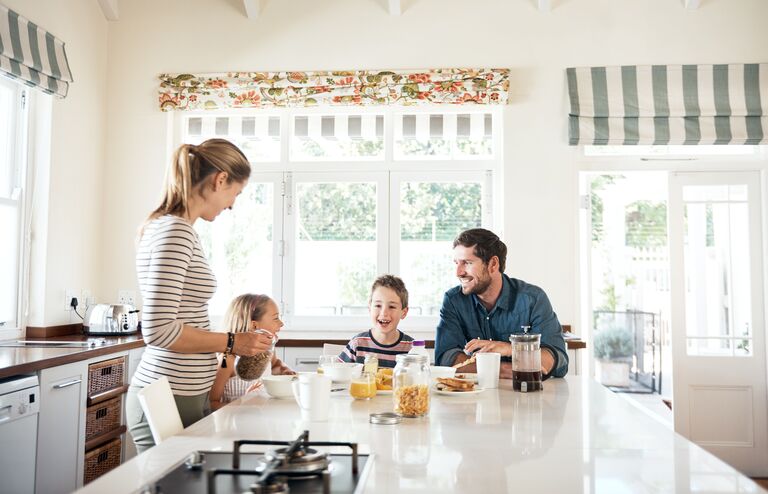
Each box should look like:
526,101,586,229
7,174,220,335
470,275,511,314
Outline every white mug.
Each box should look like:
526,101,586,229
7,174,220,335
476,352,501,389
292,373,332,421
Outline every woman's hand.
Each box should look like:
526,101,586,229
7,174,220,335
464,339,512,357
233,331,273,356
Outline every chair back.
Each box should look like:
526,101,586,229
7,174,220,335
322,343,346,357
136,376,183,444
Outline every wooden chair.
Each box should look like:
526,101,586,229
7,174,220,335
136,376,183,445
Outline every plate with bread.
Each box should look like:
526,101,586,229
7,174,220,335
434,377,484,396
375,367,394,394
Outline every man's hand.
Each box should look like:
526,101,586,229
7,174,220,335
451,353,477,373
541,348,555,375
464,339,512,357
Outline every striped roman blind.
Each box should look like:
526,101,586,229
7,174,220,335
0,4,73,97
566,64,768,145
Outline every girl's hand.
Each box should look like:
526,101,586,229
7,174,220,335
245,381,263,393
233,331,273,356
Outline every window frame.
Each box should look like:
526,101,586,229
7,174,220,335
0,76,30,338
173,105,504,335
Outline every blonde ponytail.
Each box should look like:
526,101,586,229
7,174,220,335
141,139,251,235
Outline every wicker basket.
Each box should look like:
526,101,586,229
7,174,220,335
87,357,125,396
85,396,122,441
84,438,122,484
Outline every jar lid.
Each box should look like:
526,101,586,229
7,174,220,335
395,354,429,364
369,412,401,425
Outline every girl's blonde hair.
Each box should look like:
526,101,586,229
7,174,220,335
147,138,251,223
221,294,273,333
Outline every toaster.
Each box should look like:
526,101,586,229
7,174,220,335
84,304,140,335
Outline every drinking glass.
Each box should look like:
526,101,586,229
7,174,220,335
349,372,377,400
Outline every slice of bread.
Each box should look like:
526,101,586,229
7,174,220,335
436,377,475,391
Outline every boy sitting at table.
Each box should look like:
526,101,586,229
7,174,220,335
339,274,414,368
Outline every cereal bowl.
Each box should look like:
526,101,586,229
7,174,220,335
321,362,363,382
261,375,296,399
429,366,457,380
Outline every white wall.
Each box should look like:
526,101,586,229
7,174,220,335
18,0,768,327
4,0,109,327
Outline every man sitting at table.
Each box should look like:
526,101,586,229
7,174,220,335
434,228,568,378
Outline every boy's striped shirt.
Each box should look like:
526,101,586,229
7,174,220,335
339,330,414,368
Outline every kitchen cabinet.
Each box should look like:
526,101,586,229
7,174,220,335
36,360,88,494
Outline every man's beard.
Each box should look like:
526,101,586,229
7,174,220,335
460,267,492,295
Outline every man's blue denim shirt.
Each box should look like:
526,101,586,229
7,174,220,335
434,274,569,377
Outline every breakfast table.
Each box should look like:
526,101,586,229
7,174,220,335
77,373,766,493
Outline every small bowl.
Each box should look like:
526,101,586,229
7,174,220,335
261,375,296,399
321,362,363,382
430,366,457,380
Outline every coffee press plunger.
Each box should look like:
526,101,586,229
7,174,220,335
510,326,543,392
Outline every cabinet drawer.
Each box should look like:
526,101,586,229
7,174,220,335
88,357,125,396
84,437,121,484
85,396,122,441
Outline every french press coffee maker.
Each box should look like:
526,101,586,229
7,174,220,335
510,326,543,392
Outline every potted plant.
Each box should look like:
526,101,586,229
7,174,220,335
593,327,633,387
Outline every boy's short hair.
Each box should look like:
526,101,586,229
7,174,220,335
370,274,409,309
453,228,507,273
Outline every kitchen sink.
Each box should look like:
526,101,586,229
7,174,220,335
0,340,103,348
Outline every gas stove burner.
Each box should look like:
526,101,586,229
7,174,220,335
185,451,206,470
263,446,330,473
249,477,290,494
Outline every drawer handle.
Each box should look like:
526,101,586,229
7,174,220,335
53,379,82,389
296,359,320,366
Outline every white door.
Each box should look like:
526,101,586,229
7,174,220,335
669,171,768,476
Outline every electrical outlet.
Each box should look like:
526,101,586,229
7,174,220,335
81,289,94,308
64,289,78,311
117,290,136,306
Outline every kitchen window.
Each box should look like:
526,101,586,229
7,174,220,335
176,107,502,332
0,76,29,335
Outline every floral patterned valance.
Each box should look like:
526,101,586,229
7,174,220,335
158,68,510,111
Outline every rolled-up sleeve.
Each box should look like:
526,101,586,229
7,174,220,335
435,292,466,367
530,290,569,377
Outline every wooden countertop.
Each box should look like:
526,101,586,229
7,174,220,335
0,335,145,379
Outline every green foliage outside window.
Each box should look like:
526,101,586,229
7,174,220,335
401,182,482,241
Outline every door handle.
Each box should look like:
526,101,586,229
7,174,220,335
53,379,82,389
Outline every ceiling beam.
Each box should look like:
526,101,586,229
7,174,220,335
388,0,401,16
537,0,551,11
684,0,700,8
243,0,261,19
97,0,119,21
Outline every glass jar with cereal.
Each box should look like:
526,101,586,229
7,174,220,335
393,354,430,417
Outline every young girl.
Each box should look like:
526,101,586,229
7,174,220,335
209,294,295,410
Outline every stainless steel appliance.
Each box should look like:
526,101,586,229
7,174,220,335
84,304,140,335
141,430,370,494
0,374,40,494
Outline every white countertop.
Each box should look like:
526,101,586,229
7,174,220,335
78,375,766,493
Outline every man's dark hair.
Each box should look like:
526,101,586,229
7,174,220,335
453,228,507,273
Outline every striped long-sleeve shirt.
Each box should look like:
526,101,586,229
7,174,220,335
131,215,218,396
339,330,414,368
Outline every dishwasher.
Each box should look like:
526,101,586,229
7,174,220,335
0,374,40,494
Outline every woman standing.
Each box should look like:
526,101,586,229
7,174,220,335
126,139,273,453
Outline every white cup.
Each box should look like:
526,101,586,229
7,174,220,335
292,373,332,421
476,352,501,389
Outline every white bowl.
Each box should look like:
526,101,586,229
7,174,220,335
261,375,296,399
321,362,363,382
430,366,457,379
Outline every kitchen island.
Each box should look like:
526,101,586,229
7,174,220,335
77,374,766,493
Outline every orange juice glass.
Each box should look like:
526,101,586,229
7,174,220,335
349,372,377,400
